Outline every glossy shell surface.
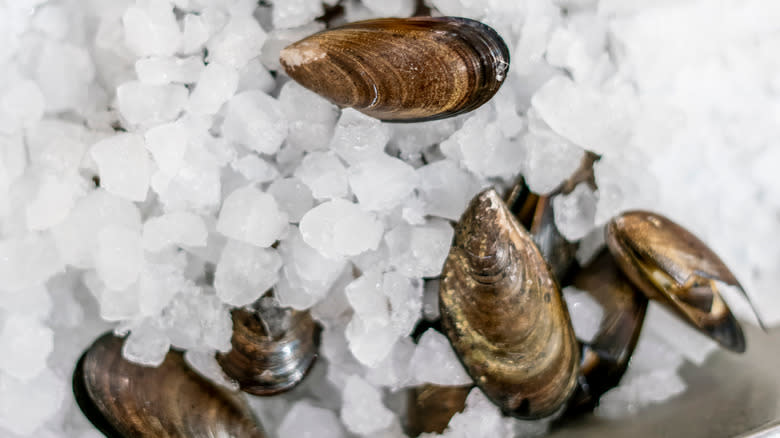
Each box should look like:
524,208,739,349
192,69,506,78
606,210,750,352
73,333,266,438
439,188,580,419
565,249,648,415
406,384,471,436
279,17,509,122
217,299,320,396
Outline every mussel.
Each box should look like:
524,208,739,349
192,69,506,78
605,210,755,353
279,17,510,122
439,188,580,419
406,384,472,436
216,296,320,395
564,249,648,415
73,333,266,438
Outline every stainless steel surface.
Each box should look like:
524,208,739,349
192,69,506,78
550,325,780,438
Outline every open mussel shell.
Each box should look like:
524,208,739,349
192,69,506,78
279,17,509,122
73,333,266,438
606,210,755,353
406,384,472,436
564,249,648,416
216,298,320,396
439,188,580,419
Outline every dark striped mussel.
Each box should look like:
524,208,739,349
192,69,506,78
73,333,266,438
606,211,760,352
279,17,510,122
439,188,580,419
217,295,321,396
406,384,472,436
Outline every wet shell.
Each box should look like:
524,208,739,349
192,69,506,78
564,249,648,416
216,297,320,396
73,333,266,438
279,17,510,122
606,210,756,352
439,188,580,419
406,384,471,436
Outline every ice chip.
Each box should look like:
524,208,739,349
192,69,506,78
90,133,151,202
0,233,63,291
278,400,346,438
272,0,324,29
299,199,384,259
0,314,54,381
330,109,390,165
409,329,471,386
217,186,288,248
294,151,349,200
553,182,598,241
279,81,339,152
386,220,454,278
122,2,182,56
231,155,279,183
135,56,204,85
95,224,143,291
122,320,171,367
563,286,605,343
207,16,267,69
142,212,208,251
348,155,419,211
340,375,395,435
116,81,188,126
188,62,239,115
215,240,283,306
268,177,314,223
222,90,287,155
0,369,66,435
417,160,484,221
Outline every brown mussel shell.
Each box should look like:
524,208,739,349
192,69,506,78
279,17,510,122
606,210,755,353
439,188,580,419
73,333,266,438
406,384,472,436
216,298,320,396
564,249,648,416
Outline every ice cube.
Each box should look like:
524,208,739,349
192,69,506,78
25,172,85,231
294,151,349,200
25,119,88,174
116,81,188,127
142,211,208,251
95,224,143,291
562,286,605,343
135,56,204,85
217,185,288,248
417,160,484,221
214,239,282,306
237,58,276,93
231,154,279,183
345,269,388,323
340,375,395,435
188,62,239,115
0,233,63,291
365,336,415,390
279,81,338,152
267,178,314,223
383,272,422,337
122,320,171,367
0,314,53,381
348,155,419,211
299,199,384,259
31,4,69,40
122,2,182,57
553,183,598,241
522,120,586,195
180,13,210,54
90,133,151,202
409,329,471,386
386,219,454,278
278,400,345,438
184,350,239,390
363,0,415,16
642,302,719,366
0,285,51,320
596,368,686,419
272,0,324,29
0,79,44,134
138,252,189,316
345,315,399,367
164,290,232,352
143,119,189,175
221,90,288,155
207,15,266,69
439,388,516,438
330,109,390,165
35,40,95,113
51,189,141,269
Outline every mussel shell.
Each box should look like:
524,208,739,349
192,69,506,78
439,188,579,419
73,333,266,438
606,210,750,352
564,249,648,415
216,302,320,396
406,384,472,436
279,17,509,122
